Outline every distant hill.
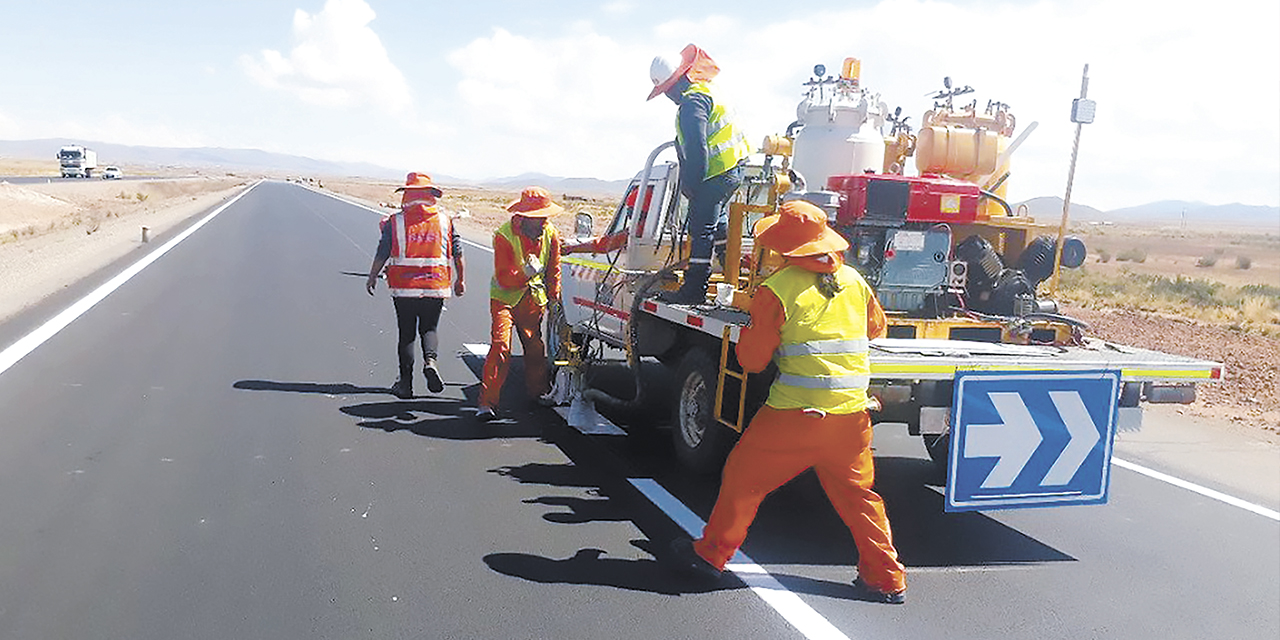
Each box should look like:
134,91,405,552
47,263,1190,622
480,172,628,197
1014,196,1278,230
1106,200,1279,229
1014,196,1107,220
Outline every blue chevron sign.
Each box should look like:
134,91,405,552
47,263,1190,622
945,370,1121,512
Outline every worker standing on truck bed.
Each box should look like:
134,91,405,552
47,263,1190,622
668,200,908,604
476,187,563,422
366,173,466,399
647,43,752,304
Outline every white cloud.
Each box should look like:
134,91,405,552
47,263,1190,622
62,114,210,148
0,110,19,138
0,109,206,148
438,0,1277,208
442,26,665,178
240,0,413,116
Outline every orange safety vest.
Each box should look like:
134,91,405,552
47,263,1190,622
386,204,453,297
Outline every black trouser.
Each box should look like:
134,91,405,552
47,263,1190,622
392,296,444,375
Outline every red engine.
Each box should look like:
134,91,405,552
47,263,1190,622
827,173,981,226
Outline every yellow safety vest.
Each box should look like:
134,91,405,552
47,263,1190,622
675,82,752,180
762,264,873,414
490,221,553,307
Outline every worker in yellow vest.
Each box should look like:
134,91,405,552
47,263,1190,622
477,187,563,422
366,172,466,398
668,200,908,604
648,44,752,304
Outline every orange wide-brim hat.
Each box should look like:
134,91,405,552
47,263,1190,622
647,44,720,101
506,186,564,218
394,172,443,196
753,200,849,257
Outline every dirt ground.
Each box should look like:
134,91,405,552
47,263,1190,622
3,165,1276,436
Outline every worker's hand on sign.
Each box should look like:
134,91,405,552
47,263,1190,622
522,255,544,278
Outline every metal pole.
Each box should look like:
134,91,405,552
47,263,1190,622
1050,64,1090,297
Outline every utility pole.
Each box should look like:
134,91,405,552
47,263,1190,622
1050,64,1095,297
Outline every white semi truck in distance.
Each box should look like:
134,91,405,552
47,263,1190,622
58,145,97,178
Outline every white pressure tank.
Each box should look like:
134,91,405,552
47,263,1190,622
790,81,888,190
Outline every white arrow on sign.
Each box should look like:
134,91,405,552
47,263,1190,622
1041,390,1102,485
963,392,1043,489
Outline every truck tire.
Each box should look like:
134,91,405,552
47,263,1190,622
922,434,951,474
672,348,738,475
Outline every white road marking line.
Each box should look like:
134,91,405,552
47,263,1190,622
461,343,490,357
1112,457,1280,522
0,182,261,378
629,478,854,640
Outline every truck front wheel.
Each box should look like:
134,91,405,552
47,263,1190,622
672,348,738,475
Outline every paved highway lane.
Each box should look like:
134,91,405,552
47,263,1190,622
1,181,1276,639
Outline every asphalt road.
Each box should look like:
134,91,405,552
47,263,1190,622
0,181,1275,640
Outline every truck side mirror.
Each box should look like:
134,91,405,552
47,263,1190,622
574,212,593,240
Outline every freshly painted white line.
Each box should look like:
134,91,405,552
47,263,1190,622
629,478,854,640
1113,457,1280,522
0,182,260,378
461,343,490,357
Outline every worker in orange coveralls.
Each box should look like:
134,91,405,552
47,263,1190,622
476,187,563,422
667,199,908,604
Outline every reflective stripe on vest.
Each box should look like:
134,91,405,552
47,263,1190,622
776,338,869,358
776,373,871,390
387,207,453,298
490,221,553,307
675,82,752,180
762,264,873,414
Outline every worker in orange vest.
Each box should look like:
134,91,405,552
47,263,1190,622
477,187,563,421
667,200,907,604
366,173,466,398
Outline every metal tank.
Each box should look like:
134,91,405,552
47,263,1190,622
789,59,889,198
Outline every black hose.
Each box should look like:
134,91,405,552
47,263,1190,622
979,189,1013,217
1021,312,1089,331
581,266,677,410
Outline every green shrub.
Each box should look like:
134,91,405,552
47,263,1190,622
1196,255,1218,267
1236,255,1253,270
1097,248,1111,263
1116,247,1147,263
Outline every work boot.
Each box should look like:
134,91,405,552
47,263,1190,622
666,538,723,583
656,263,710,305
423,357,444,394
851,577,906,604
389,376,413,399
475,406,498,422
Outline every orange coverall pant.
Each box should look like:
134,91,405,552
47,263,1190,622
692,406,907,593
479,294,550,410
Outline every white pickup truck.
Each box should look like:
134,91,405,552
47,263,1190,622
559,147,1220,474
553,63,1222,510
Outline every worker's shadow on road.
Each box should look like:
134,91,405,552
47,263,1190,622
233,378,542,440
341,396,551,440
484,542,894,601
484,541,723,595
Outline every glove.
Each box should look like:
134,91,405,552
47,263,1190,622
522,255,544,278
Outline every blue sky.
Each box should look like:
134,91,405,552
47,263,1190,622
1,0,1277,210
